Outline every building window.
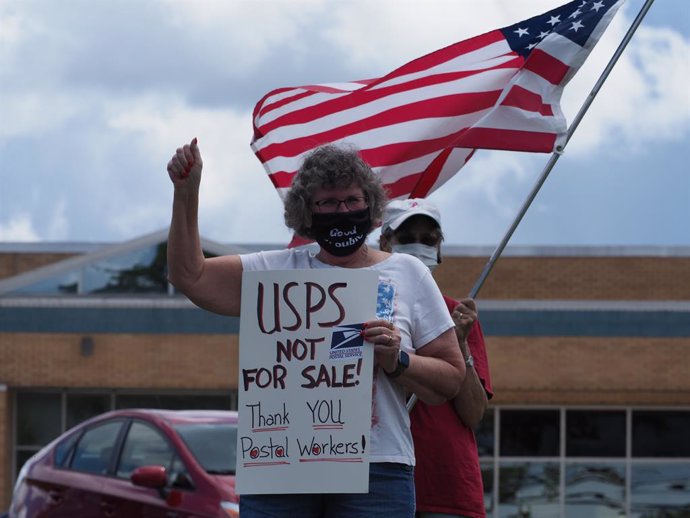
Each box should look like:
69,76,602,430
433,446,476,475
630,463,690,517
477,407,495,456
82,244,169,294
9,242,220,295
15,392,63,474
66,393,111,430
12,271,79,295
115,394,233,411
16,392,62,446
498,461,559,518
632,410,690,458
474,407,690,517
500,409,560,457
565,463,625,518
566,409,626,457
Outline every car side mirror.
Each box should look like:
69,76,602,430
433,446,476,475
131,465,167,489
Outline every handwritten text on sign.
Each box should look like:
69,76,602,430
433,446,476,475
236,269,379,495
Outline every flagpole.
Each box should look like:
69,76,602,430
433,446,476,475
468,0,655,300
407,0,656,413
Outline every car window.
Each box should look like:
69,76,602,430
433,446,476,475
169,454,194,490
69,421,123,475
174,423,237,475
54,431,80,467
116,421,178,480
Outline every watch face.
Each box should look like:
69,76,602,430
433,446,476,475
399,350,410,368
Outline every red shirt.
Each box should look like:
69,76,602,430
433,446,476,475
410,295,493,517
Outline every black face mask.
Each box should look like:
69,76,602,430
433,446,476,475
310,208,372,257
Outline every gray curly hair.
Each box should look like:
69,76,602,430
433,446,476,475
284,144,388,239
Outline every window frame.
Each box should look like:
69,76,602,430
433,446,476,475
63,418,127,476
114,418,191,487
478,405,690,518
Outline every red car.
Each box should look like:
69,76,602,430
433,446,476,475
9,409,240,517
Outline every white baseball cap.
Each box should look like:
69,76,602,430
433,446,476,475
382,198,441,233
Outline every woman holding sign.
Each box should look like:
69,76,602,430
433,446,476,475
166,139,465,518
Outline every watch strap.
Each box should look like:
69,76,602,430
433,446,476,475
385,350,409,378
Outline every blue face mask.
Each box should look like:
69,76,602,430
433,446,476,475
391,243,439,271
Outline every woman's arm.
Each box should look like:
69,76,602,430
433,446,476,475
166,139,243,316
451,336,489,428
399,328,466,405
367,320,465,405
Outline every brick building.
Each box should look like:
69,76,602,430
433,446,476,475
1,230,689,516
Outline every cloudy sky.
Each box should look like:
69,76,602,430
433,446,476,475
1,0,688,248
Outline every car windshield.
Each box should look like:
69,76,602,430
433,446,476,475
174,423,237,475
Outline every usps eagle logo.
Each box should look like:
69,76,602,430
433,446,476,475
329,323,365,361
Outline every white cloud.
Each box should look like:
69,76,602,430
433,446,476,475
562,17,690,156
0,196,68,242
435,151,535,215
0,6,23,48
98,94,290,242
0,91,82,139
45,199,69,240
325,1,557,73
158,0,326,74
0,214,40,241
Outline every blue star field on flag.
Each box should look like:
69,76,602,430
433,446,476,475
502,0,619,57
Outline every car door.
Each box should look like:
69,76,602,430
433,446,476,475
39,419,125,517
102,420,182,518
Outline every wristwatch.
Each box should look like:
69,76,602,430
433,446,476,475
385,350,410,378
465,354,475,368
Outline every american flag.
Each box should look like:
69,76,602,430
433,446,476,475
251,0,624,203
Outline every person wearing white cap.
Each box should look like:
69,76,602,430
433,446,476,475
380,198,494,518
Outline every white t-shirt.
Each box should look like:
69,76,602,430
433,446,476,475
239,248,454,466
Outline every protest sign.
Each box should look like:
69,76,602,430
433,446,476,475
236,268,379,494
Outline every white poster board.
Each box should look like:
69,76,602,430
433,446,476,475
236,268,379,495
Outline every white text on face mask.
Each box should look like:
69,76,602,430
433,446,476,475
391,243,439,271
329,226,358,237
334,236,361,248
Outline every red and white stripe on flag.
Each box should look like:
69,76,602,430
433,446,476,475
251,0,623,206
